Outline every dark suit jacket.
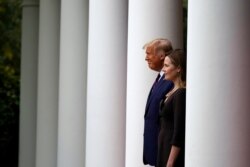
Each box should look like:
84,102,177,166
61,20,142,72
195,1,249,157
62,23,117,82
143,74,173,166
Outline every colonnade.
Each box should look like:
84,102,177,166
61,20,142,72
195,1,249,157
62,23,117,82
19,0,250,167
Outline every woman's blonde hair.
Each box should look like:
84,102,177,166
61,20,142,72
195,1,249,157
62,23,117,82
167,49,186,83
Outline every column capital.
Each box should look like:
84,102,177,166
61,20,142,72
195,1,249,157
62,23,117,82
22,0,39,7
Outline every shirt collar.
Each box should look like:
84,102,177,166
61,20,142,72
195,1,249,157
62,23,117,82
157,71,164,81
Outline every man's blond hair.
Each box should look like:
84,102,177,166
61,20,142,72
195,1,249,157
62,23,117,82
143,38,173,56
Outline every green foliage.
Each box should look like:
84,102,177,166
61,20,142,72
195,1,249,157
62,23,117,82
0,0,21,165
0,0,21,122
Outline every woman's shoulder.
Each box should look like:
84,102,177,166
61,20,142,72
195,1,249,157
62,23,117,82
173,88,186,106
175,88,186,93
173,88,186,97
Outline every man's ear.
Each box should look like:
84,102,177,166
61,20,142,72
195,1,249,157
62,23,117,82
160,53,165,60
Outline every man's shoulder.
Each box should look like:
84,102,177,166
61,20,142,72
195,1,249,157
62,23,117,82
161,79,174,87
155,79,173,96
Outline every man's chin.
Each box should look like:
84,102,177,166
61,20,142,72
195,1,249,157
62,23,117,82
148,65,154,70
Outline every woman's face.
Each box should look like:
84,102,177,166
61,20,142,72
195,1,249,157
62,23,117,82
162,56,180,81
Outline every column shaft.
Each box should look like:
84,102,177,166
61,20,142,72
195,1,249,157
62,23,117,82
36,0,60,167
126,0,183,166
19,1,39,167
85,0,128,167
57,0,88,167
186,0,250,166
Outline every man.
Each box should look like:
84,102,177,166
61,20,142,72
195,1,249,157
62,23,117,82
143,38,174,166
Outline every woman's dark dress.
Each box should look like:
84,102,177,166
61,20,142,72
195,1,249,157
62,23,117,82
156,88,186,167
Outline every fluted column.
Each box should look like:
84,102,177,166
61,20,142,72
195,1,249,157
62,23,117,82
35,0,60,167
85,0,128,167
57,0,88,167
186,0,250,166
19,1,39,167
126,0,183,166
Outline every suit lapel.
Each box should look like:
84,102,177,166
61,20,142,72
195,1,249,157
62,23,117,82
145,75,165,116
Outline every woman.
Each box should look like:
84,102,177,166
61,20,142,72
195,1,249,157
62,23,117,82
157,49,186,167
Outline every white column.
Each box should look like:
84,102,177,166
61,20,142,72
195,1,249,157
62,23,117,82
57,0,88,167
186,1,250,166
126,0,183,166
19,1,39,167
36,0,60,167
85,0,128,167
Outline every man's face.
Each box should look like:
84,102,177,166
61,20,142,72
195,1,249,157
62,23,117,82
145,46,164,72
